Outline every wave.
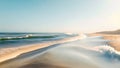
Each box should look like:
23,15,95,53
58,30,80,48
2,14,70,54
0,34,120,68
0,33,78,42
80,34,120,61
0,34,59,41
96,46,120,61
76,34,120,61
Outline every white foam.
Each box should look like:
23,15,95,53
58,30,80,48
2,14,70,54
1,34,120,68
28,34,120,68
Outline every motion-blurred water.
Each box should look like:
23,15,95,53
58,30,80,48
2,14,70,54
0,32,75,48
0,33,120,68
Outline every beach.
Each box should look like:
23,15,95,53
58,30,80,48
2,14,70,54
1,0,120,68
90,33,120,51
0,33,120,68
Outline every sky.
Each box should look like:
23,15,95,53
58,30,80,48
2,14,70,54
0,0,120,33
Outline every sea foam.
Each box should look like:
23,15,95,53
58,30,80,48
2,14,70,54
1,34,120,68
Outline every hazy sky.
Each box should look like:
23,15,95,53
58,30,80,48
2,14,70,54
0,0,120,33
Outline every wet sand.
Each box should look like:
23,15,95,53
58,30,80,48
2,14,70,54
0,35,81,63
0,45,98,68
0,35,99,68
0,36,82,68
0,44,69,68
1,34,119,68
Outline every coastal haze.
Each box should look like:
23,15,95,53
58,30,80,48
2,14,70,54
0,0,120,68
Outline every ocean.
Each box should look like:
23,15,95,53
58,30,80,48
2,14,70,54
0,33,75,48
0,33,120,68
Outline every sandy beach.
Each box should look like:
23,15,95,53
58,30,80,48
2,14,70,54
0,34,100,68
0,35,85,68
1,0,120,68
90,33,120,51
0,33,120,68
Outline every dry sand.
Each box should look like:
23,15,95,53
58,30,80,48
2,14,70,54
90,33,120,51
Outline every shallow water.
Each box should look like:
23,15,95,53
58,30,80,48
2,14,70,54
0,33,120,68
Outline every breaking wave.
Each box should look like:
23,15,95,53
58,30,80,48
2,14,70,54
0,33,120,68
0,34,58,41
80,34,120,61
0,33,78,42
96,46,120,61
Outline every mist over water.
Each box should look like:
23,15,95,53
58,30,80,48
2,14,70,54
0,33,120,68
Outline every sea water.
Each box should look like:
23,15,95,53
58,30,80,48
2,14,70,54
0,32,74,48
0,33,120,68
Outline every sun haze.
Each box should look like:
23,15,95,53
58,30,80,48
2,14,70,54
0,0,120,33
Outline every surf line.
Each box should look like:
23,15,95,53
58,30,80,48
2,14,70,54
0,35,81,63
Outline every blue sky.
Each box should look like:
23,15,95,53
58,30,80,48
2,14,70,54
0,0,120,33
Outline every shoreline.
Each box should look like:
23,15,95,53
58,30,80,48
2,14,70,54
90,33,120,51
0,34,119,68
0,35,99,68
0,35,81,63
